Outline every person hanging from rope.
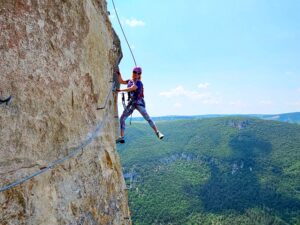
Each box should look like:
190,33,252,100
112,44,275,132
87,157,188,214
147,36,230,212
116,66,164,144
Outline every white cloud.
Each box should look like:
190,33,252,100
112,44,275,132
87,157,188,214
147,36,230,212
174,102,183,108
159,85,220,105
287,102,300,107
229,100,248,108
198,82,210,89
160,86,206,99
259,100,273,105
297,88,300,93
202,98,221,105
125,18,145,27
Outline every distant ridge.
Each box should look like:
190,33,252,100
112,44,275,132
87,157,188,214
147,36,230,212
257,112,300,124
131,112,300,124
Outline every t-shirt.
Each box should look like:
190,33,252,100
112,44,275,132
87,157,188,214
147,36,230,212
127,80,144,100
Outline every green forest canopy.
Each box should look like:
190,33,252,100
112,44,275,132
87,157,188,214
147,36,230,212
117,117,300,225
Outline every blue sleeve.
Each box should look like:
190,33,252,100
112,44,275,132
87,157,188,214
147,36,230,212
136,80,143,89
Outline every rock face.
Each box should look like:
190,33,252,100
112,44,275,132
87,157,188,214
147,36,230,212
225,119,249,130
0,0,129,224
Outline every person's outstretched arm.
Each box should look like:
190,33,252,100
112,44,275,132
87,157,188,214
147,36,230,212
117,85,137,93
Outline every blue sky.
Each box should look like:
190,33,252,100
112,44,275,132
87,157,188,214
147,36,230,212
108,0,300,116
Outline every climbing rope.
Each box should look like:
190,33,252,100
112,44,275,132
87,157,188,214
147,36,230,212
111,0,141,127
111,0,137,66
0,87,113,193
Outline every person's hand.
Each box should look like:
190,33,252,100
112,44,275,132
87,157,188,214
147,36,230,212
116,88,121,92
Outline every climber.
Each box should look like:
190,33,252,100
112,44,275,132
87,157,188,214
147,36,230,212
116,66,164,144
0,95,12,105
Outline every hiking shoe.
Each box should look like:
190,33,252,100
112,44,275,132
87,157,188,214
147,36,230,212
156,131,164,140
116,136,125,144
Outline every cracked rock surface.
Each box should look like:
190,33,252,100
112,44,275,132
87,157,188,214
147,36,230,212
0,0,128,224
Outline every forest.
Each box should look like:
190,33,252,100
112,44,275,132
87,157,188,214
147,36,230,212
117,117,300,225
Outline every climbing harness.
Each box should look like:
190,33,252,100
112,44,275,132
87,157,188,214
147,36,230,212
1,88,113,192
111,0,137,66
121,92,126,109
121,92,135,125
0,95,12,105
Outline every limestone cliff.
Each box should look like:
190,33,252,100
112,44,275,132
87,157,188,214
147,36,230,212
0,0,129,224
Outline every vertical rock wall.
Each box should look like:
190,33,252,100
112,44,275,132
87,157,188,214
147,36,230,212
0,0,129,224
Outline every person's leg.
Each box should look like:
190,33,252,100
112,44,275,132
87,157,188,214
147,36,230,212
117,104,135,143
136,105,157,131
136,105,164,139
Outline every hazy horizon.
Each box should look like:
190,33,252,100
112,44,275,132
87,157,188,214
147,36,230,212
129,111,300,118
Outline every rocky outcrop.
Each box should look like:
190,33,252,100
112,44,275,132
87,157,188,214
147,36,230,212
0,0,129,224
225,119,249,130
